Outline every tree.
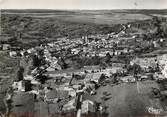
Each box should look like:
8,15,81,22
132,63,141,80
160,22,167,37
104,52,112,63
57,57,68,69
32,55,41,67
111,74,118,84
16,66,24,81
152,16,167,38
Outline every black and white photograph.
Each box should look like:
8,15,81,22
0,0,167,117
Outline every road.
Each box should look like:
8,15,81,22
137,81,140,93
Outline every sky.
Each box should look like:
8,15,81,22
0,0,167,9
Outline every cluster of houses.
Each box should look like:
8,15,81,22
1,23,167,117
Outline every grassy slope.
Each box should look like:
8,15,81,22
0,51,19,113
83,80,161,117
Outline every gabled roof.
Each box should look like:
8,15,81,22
85,73,102,82
46,89,68,99
81,100,95,114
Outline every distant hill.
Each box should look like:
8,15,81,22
2,9,167,14
1,9,167,48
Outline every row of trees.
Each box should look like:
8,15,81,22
152,16,167,38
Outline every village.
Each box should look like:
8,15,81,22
0,10,167,117
1,21,167,117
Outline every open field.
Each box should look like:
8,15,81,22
83,80,163,117
25,13,152,25
2,9,166,25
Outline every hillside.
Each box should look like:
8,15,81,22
1,10,167,48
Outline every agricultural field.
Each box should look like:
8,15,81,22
28,12,152,25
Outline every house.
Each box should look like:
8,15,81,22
71,48,80,55
106,67,126,74
62,98,76,112
24,75,34,80
45,89,59,102
47,73,67,78
12,81,25,92
69,76,85,86
131,57,157,70
99,52,106,57
9,51,17,57
31,79,41,85
24,75,40,85
85,73,104,83
102,67,113,76
81,100,95,114
82,65,101,73
161,64,167,79
46,67,55,72
153,41,160,48
158,54,167,72
153,72,165,80
44,89,69,102
2,44,10,50
120,76,136,83
63,87,76,97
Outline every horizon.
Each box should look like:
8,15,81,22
0,8,167,11
0,0,167,9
